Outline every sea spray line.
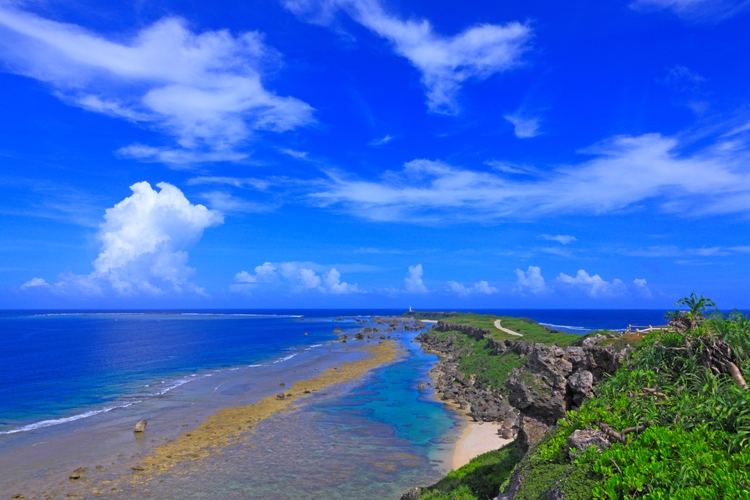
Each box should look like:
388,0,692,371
0,401,141,435
538,322,589,331
0,312,353,440
4,344,328,434
273,353,298,364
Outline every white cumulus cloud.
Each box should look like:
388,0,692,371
283,0,531,114
555,270,627,298
404,264,428,293
447,280,498,296
235,262,278,284
21,182,223,296
20,277,48,290
515,266,655,300
232,261,360,294
632,278,653,298
322,268,360,294
514,266,546,295
0,8,314,164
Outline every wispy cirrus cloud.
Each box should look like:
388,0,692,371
539,234,577,245
617,245,749,258
187,177,275,190
369,134,394,146
310,131,750,222
283,0,531,114
200,191,277,214
630,0,750,22
0,8,314,164
504,110,541,138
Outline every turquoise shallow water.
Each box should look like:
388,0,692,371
0,312,460,499
122,335,459,499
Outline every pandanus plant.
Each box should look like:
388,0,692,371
663,293,747,389
664,292,717,333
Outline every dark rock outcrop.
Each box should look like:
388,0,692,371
506,340,631,453
434,321,491,340
400,487,422,500
416,331,519,437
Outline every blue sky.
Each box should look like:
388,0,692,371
1,0,749,309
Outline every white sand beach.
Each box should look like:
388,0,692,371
452,421,513,469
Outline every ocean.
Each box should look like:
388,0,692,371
0,308,667,498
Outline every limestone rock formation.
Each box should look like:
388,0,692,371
433,321,491,340
566,429,611,459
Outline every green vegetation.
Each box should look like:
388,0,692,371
429,329,523,389
418,442,521,500
508,300,750,499
428,312,587,345
413,298,750,499
409,311,461,320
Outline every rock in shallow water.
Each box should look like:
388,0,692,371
133,419,147,433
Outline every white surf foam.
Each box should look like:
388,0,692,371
539,322,589,331
273,353,298,364
0,401,140,435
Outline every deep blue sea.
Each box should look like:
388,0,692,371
0,308,666,436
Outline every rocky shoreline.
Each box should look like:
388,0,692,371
404,322,633,499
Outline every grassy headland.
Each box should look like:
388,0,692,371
410,311,592,345
411,312,613,391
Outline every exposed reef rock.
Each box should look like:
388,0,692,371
133,419,147,433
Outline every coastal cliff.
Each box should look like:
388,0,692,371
416,323,630,452
404,306,750,499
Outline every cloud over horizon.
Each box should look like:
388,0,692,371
404,263,428,293
232,261,361,294
447,280,498,296
514,265,652,299
20,182,223,296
